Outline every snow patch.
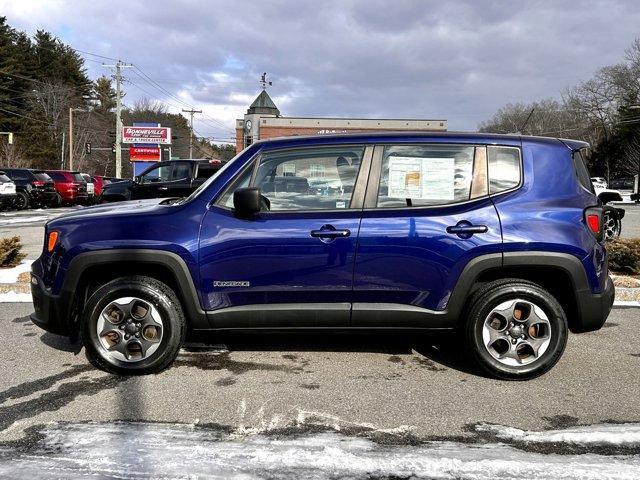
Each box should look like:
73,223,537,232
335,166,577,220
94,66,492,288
0,260,33,284
0,291,32,303
476,422,640,446
0,422,639,479
614,301,640,308
0,216,48,225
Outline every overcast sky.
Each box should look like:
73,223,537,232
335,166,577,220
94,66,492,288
1,0,639,143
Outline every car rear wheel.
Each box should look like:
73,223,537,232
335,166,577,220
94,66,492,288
81,276,186,375
464,279,568,380
14,191,29,210
603,209,621,240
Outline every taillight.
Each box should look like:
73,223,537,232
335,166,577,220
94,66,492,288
47,231,59,252
585,207,603,242
32,180,45,187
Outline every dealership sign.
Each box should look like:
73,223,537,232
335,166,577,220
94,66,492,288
123,126,171,144
129,146,161,162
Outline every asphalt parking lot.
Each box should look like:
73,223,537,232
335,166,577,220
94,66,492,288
1,302,640,440
1,204,640,477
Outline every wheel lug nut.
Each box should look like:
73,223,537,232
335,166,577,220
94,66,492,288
521,334,526,339
125,334,130,339
136,323,141,328
511,339,517,344
135,333,140,338
118,325,124,330
510,322,514,327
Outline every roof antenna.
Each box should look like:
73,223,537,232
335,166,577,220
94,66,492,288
260,72,272,90
518,108,535,135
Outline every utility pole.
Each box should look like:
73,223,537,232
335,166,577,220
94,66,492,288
182,108,202,158
68,107,86,171
103,61,132,177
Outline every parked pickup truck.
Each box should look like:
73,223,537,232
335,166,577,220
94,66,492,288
101,159,223,202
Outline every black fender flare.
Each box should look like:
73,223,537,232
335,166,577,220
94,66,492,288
61,249,209,329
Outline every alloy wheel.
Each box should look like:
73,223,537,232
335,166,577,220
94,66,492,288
96,297,164,362
603,211,620,241
482,299,551,367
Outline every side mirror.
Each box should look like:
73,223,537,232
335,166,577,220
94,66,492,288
134,176,141,183
233,187,266,217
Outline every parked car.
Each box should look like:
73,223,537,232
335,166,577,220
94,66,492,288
0,170,17,209
101,159,223,202
593,184,626,240
91,175,112,199
610,177,635,190
81,173,95,204
45,170,89,206
30,133,614,379
590,176,607,189
1,168,57,209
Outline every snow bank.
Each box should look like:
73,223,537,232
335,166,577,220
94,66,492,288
0,422,638,479
477,422,640,446
0,260,33,284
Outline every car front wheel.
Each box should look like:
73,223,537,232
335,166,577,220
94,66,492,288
464,279,568,380
81,276,186,375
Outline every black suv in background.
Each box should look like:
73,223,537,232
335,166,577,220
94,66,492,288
1,168,57,209
101,159,223,202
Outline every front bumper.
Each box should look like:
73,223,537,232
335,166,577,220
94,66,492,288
30,260,71,336
0,193,17,204
572,274,615,333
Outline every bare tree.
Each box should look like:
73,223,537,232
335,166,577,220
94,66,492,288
622,136,640,177
0,140,29,168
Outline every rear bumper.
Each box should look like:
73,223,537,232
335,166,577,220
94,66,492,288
572,274,615,333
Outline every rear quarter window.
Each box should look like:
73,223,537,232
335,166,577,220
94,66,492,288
487,146,521,194
0,174,10,182
572,150,594,193
34,172,52,182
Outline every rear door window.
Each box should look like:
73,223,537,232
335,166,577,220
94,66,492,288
487,146,521,194
171,162,191,181
48,172,66,182
376,144,475,207
72,173,85,183
34,172,52,182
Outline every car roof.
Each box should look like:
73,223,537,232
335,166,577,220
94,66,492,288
250,131,589,150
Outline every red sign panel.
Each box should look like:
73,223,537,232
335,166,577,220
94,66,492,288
123,126,171,144
130,146,161,162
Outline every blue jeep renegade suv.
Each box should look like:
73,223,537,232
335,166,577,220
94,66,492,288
30,132,614,379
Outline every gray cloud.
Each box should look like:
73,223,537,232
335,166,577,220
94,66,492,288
2,0,639,140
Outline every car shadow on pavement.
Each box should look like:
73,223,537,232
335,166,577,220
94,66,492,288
185,331,479,376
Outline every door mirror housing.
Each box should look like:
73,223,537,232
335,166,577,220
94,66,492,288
134,175,141,183
233,187,267,217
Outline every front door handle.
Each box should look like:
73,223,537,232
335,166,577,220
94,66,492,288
158,186,169,191
310,224,351,243
446,221,488,239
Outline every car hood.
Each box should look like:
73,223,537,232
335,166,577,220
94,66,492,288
48,198,173,225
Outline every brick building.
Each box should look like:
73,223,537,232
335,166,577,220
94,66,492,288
235,90,447,153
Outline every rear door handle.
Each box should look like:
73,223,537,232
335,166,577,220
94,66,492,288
446,221,488,238
158,187,169,191
310,229,351,238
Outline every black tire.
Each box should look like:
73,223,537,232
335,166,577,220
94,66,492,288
603,208,621,241
14,191,29,210
81,276,186,375
464,279,568,380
